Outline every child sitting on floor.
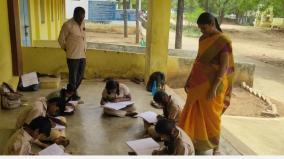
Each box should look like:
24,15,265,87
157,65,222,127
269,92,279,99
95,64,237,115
152,119,195,155
16,97,69,148
144,90,181,139
3,117,52,155
46,84,77,115
100,79,137,117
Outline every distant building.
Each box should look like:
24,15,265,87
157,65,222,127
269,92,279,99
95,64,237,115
65,0,136,22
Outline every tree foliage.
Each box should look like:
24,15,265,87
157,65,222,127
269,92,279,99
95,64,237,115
172,0,284,24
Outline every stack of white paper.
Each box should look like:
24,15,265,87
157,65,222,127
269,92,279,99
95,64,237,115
64,106,74,113
38,144,65,155
137,111,158,123
21,72,39,87
68,101,78,106
103,101,135,110
126,138,160,155
52,124,66,130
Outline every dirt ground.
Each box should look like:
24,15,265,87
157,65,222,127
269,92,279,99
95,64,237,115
87,32,136,45
86,23,138,45
222,24,284,68
86,23,284,68
173,87,284,117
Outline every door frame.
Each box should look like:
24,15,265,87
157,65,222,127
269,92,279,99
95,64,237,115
7,0,23,76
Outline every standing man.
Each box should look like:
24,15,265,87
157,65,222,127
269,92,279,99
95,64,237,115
58,7,86,101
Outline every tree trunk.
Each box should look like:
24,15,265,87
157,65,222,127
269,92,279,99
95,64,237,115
135,0,140,43
219,9,225,24
175,0,184,49
205,0,209,12
123,0,128,38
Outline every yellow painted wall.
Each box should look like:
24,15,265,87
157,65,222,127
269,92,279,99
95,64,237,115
22,47,255,88
27,0,64,45
22,48,145,79
0,0,18,88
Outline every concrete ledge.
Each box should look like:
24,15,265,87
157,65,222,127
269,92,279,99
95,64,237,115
167,56,256,88
39,77,61,89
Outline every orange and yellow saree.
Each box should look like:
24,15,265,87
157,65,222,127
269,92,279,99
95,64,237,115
179,33,234,152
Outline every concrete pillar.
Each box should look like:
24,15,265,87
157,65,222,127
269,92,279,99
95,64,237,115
145,0,171,83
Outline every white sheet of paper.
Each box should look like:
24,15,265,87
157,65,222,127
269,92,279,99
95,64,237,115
64,106,74,113
103,101,135,110
126,138,160,155
68,101,78,106
137,111,158,123
55,116,61,120
21,72,39,87
38,143,64,155
52,124,66,130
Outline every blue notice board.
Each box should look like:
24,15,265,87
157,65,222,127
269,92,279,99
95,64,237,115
88,1,117,21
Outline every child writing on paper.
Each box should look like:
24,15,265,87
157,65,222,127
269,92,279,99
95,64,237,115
100,79,138,117
144,90,181,139
3,117,52,155
46,84,77,116
16,97,69,148
152,119,194,155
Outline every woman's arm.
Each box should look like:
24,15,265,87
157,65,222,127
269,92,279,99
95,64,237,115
208,50,229,100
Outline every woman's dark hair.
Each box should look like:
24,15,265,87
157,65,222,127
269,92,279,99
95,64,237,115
197,12,222,32
26,116,52,137
105,79,120,95
155,118,176,135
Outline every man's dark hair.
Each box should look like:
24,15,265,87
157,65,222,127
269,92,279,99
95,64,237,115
155,118,175,135
105,79,119,95
153,90,168,104
73,7,85,17
28,116,52,137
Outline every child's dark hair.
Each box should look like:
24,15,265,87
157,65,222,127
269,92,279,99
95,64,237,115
197,12,222,32
155,118,176,135
105,79,120,95
26,116,52,137
66,84,75,94
146,72,165,92
153,90,168,104
47,97,61,106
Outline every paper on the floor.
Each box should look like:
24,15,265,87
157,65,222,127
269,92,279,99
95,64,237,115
126,138,160,155
68,101,79,106
38,143,65,155
137,111,158,124
64,106,74,113
21,72,39,87
52,124,66,130
103,101,135,110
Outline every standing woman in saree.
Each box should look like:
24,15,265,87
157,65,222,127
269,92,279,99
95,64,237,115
179,12,235,155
